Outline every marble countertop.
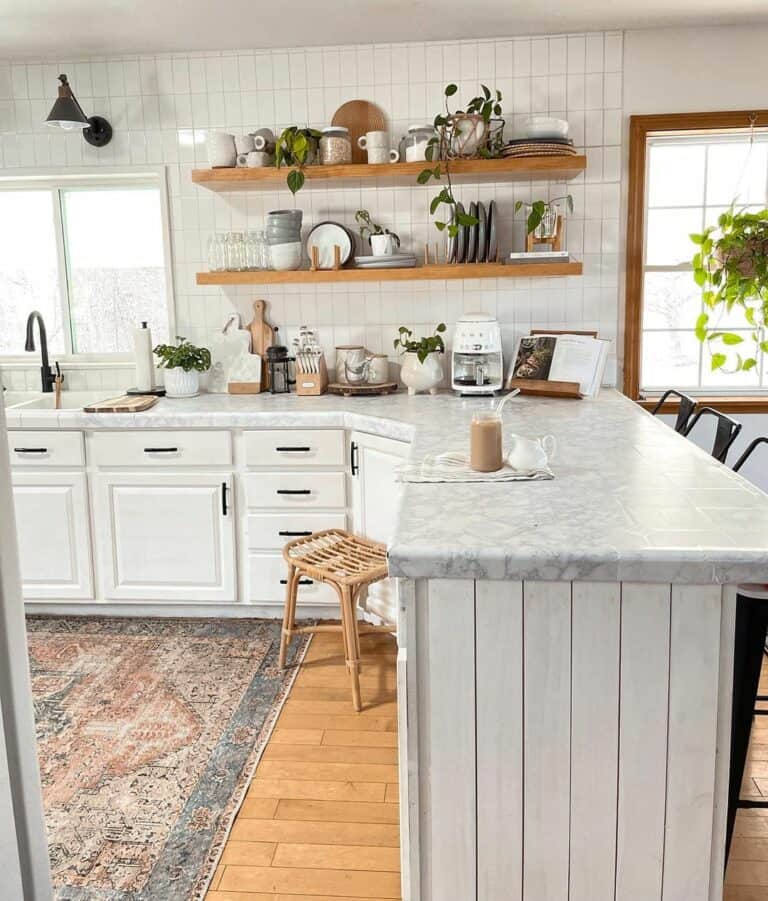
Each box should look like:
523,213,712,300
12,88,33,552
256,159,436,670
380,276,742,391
5,389,768,584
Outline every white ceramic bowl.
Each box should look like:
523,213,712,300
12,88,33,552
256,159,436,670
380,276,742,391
269,242,303,271
523,116,569,139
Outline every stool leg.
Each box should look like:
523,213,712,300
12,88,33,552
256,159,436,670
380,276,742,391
341,584,362,712
279,565,299,668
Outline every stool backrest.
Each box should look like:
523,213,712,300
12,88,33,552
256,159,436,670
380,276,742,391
683,406,742,463
650,388,697,434
733,436,768,473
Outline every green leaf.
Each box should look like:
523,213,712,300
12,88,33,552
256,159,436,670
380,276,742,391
690,233,705,245
693,268,707,287
286,169,304,194
456,212,479,227
711,353,727,371
417,169,433,184
430,195,442,215
445,83,458,97
435,220,447,232
743,357,758,371
436,323,447,332
721,333,744,345
481,84,491,99
694,312,709,341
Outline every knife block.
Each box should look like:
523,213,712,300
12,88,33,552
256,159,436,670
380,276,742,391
295,355,328,396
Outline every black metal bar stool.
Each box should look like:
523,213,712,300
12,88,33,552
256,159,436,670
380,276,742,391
650,388,698,433
682,406,742,463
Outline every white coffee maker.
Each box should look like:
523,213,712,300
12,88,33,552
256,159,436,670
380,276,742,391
451,313,503,395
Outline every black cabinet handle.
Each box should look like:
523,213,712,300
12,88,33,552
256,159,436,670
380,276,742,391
144,447,179,453
275,446,311,453
350,440,359,476
13,447,47,453
276,489,311,495
279,530,312,537
221,481,228,515
280,578,313,586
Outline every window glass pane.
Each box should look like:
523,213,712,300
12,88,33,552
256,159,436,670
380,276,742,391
641,330,700,389
647,144,706,207
705,141,768,206
643,271,701,330
0,190,64,355
701,331,761,388
646,207,703,266
62,187,169,354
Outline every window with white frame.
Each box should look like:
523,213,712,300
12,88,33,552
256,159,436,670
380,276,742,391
640,129,768,393
0,171,173,359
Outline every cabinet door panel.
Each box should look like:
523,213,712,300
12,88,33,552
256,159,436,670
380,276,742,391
12,472,93,599
351,432,410,544
96,473,235,602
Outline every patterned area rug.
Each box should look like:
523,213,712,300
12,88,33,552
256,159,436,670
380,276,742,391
26,616,307,900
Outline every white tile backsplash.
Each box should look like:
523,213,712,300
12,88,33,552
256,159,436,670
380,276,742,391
0,32,622,390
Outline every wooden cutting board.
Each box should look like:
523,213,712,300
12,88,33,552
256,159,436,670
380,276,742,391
84,395,159,413
248,299,274,389
331,100,387,164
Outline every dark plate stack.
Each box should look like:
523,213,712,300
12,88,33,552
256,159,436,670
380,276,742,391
500,137,577,158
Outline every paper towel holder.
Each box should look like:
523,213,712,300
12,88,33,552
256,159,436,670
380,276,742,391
127,321,166,397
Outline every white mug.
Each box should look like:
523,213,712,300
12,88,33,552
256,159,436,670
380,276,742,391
246,150,273,167
235,134,256,154
370,233,395,256
357,130,389,149
506,434,556,472
367,147,400,164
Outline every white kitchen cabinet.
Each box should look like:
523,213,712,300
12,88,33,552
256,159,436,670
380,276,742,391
94,472,236,602
11,472,93,600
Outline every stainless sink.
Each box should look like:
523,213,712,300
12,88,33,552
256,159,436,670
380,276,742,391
4,391,115,411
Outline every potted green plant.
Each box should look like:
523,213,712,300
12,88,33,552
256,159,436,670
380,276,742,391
691,207,768,373
153,336,212,398
417,84,504,237
515,195,574,238
274,126,322,194
393,323,447,395
355,209,401,256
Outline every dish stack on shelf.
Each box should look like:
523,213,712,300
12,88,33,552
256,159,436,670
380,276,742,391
501,117,576,159
266,210,303,271
354,252,417,270
448,200,498,264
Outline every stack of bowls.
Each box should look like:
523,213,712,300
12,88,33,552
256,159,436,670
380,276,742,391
266,209,303,271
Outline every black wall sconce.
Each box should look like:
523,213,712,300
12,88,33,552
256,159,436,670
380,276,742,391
45,74,112,147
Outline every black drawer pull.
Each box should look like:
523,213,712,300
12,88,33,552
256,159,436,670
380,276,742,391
276,489,311,495
13,447,47,453
275,446,311,452
144,447,179,453
221,481,229,516
279,530,312,537
280,578,313,586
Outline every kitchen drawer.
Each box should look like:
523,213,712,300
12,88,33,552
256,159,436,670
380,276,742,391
90,431,231,467
244,429,345,468
247,512,347,550
245,471,346,509
9,431,84,467
249,553,338,605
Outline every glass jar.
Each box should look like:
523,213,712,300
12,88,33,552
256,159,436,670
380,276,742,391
225,232,246,271
470,410,503,472
207,233,227,271
319,126,352,165
403,124,438,162
245,231,263,270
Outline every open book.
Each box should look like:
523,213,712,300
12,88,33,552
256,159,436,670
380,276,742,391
508,333,609,397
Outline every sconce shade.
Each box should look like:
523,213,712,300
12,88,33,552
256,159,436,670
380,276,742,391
45,74,112,146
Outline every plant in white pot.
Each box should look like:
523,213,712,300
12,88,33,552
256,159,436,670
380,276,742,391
153,337,212,398
393,323,446,395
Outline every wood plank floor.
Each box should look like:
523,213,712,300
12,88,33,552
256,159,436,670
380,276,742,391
725,652,768,900
206,629,401,900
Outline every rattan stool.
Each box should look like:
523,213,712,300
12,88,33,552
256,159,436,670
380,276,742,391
279,529,394,711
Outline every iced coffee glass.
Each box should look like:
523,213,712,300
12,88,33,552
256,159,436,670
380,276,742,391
470,410,503,472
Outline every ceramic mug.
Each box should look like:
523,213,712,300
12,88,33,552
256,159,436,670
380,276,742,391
357,130,389,149
235,134,256,154
370,233,395,256
367,147,400,164
246,150,273,167
506,434,557,472
252,128,275,150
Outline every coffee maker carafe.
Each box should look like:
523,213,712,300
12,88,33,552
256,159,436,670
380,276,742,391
451,313,503,395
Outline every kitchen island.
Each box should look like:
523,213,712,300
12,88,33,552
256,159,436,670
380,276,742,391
5,388,768,901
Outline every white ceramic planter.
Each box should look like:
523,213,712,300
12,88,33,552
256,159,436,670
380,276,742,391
163,367,200,398
400,352,443,396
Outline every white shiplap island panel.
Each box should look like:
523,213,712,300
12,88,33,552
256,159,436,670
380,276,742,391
402,578,734,901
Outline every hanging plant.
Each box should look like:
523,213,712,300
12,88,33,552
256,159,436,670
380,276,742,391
274,126,322,194
691,206,768,373
515,195,574,234
417,83,503,236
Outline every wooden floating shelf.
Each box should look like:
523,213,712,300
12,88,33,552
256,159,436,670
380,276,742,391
196,261,583,285
191,155,587,191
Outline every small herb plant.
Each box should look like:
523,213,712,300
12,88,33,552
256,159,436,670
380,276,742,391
515,195,574,233
355,210,400,249
393,323,447,363
153,337,211,372
274,126,322,194
691,206,768,373
418,83,503,237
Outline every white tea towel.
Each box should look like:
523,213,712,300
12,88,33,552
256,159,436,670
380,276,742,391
396,451,553,483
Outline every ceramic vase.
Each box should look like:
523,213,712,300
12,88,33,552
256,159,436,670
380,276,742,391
163,367,200,398
400,352,443,396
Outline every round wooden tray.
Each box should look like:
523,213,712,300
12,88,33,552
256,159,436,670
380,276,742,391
328,381,399,397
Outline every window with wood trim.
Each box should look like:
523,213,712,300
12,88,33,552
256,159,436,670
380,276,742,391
624,111,768,401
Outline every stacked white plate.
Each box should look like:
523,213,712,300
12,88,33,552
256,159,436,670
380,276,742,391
354,253,417,269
